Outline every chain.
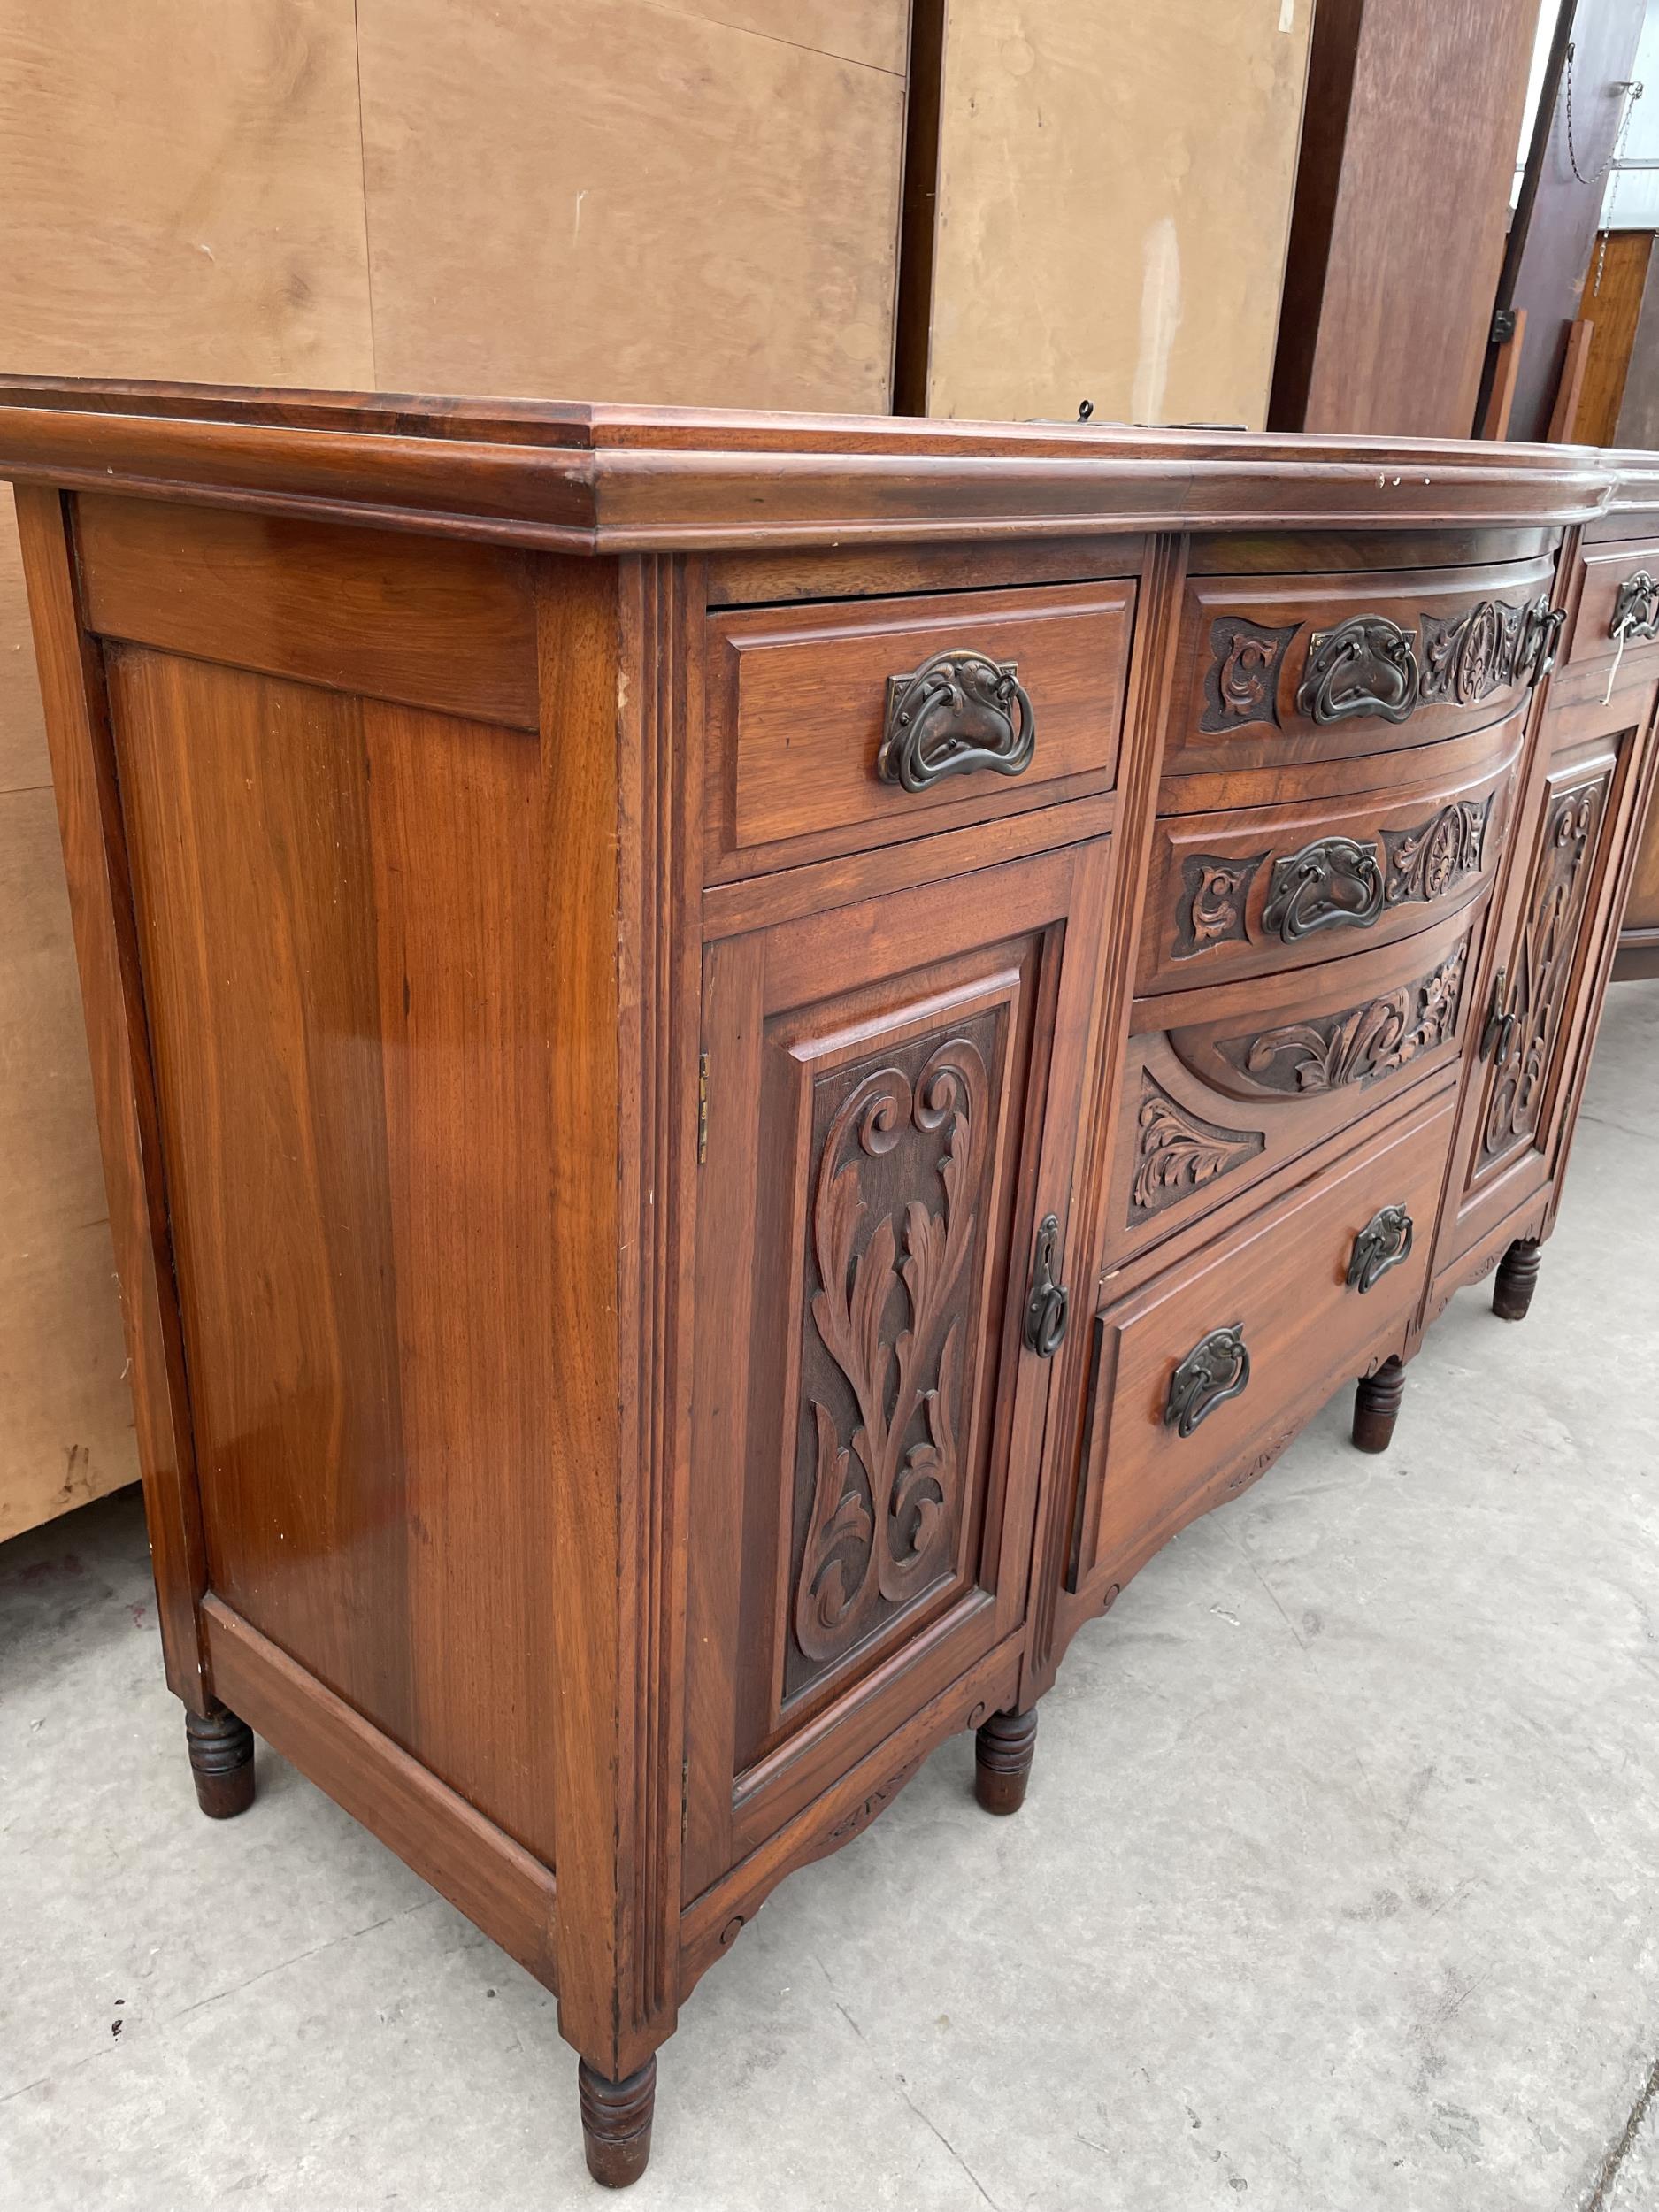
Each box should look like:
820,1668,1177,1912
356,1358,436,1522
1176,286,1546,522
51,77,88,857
1563,42,1644,296
1564,41,1641,187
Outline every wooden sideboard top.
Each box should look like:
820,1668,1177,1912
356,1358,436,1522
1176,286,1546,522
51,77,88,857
0,372,1643,553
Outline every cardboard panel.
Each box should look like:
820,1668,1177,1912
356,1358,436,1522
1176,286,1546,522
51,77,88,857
357,0,908,410
0,0,373,386
0,789,137,1540
924,0,1313,428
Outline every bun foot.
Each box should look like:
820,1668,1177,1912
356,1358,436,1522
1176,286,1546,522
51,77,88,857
578,2055,657,2188
974,1706,1038,1816
1493,1237,1541,1323
185,1705,256,1819
1353,1356,1405,1455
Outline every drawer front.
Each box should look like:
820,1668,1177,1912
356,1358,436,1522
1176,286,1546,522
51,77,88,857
1139,719,1521,995
704,580,1134,879
1074,1085,1455,1594
1165,557,1558,779
1108,902,1486,1265
1565,541,1659,679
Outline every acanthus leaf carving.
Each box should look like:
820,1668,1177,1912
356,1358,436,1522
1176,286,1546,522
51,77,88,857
1129,1075,1264,1225
1217,939,1469,1096
793,1037,988,1679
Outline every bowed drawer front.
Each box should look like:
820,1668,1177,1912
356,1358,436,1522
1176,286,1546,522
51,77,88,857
1069,1084,1455,1602
1138,723,1520,995
703,580,1134,879
1106,902,1487,1264
1165,557,1559,779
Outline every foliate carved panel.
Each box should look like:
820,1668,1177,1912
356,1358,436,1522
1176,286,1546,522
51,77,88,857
1420,598,1515,704
1201,617,1296,733
1382,796,1491,907
789,1018,1000,1698
1173,850,1265,958
1480,776,1609,1168
1201,590,1556,738
1169,793,1493,972
1128,1075,1264,1225
1217,939,1469,1096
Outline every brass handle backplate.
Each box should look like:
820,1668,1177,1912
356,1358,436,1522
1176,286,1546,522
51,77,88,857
1348,1203,1414,1294
1164,1322,1251,1438
1297,615,1420,725
1611,570,1659,644
879,649,1036,792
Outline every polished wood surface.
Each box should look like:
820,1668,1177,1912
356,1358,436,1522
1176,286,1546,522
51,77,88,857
4,381,1656,2186
1269,0,1538,437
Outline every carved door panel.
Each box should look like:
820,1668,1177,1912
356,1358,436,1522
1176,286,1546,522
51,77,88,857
1437,707,1650,1270
682,841,1110,1902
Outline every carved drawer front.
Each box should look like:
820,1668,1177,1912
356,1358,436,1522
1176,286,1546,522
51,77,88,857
1165,557,1558,780
703,580,1134,880
1139,726,1520,995
1070,1085,1454,1601
682,839,1110,1901
1108,902,1486,1266
1563,540,1659,684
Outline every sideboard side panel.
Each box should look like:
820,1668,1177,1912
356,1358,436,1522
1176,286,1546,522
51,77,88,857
12,485,209,1707
107,626,569,1875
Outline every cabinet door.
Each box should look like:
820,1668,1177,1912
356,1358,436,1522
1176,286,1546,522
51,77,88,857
682,841,1110,1901
1438,704,1650,1266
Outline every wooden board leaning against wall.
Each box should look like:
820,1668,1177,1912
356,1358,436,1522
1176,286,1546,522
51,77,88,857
902,0,1315,426
0,0,911,1536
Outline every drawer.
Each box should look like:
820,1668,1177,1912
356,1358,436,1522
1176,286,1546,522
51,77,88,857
1072,1083,1455,1595
1563,539,1659,680
1107,902,1486,1264
1164,557,1558,780
1138,716,1521,995
703,580,1134,879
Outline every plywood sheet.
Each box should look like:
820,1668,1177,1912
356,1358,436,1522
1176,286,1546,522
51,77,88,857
924,0,1313,428
0,0,373,386
357,0,908,410
645,1,907,75
0,490,47,798
0,789,137,1540
1578,233,1655,448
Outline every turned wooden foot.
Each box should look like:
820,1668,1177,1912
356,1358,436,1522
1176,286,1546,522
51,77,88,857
974,1706,1038,1816
578,2055,657,2188
1493,1237,1541,1323
1352,1356,1405,1455
184,1705,256,1819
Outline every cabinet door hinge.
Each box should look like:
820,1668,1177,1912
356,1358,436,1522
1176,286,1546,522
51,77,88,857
697,1052,710,1165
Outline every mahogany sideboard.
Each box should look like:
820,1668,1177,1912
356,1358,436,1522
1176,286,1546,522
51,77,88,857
4,380,1657,2186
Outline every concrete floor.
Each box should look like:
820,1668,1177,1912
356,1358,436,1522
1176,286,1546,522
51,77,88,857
4,982,1658,2212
